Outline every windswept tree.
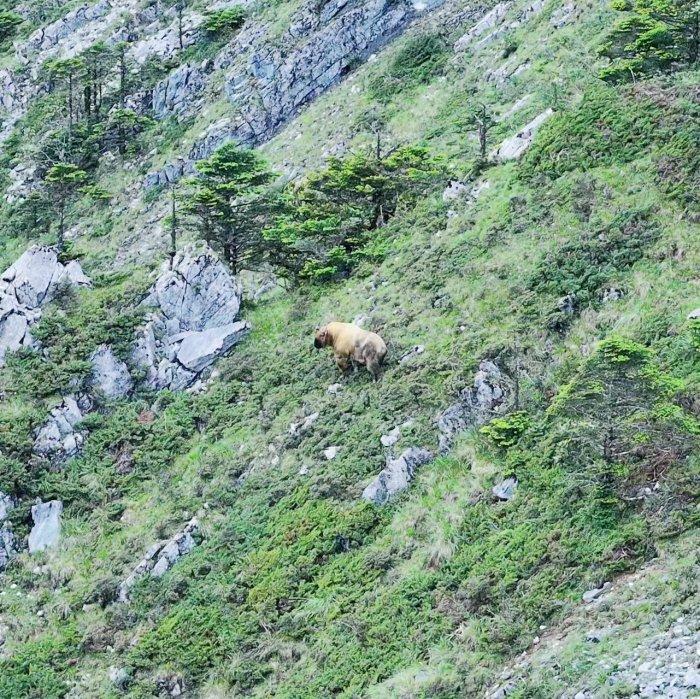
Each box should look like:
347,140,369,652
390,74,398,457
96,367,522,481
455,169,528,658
43,57,85,133
182,143,275,273
600,0,700,81
45,163,88,251
264,145,446,281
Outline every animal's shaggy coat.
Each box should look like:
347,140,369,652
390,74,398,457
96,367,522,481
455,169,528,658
314,322,387,380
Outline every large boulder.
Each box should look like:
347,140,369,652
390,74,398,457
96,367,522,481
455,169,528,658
117,517,199,602
362,447,433,504
0,246,91,366
28,499,63,553
89,345,133,399
437,360,508,453
132,244,250,390
33,395,91,461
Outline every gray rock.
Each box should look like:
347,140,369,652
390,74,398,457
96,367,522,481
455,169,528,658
117,517,199,601
153,63,205,120
437,360,507,453
132,243,249,391
90,345,133,399
557,294,577,314
28,500,63,553
443,180,470,202
492,476,518,501
454,2,512,51
687,308,700,320
494,109,554,161
582,582,611,603
0,526,16,570
399,345,425,364
146,0,446,186
176,321,250,372
0,491,13,522
289,412,319,436
33,395,91,461
108,666,130,690
0,247,91,366
362,447,433,504
602,287,624,303
380,426,402,447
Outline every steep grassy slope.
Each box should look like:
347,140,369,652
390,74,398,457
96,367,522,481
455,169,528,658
0,0,698,697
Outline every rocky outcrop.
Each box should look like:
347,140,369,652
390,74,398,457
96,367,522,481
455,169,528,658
494,108,554,161
28,499,63,553
0,247,91,366
33,395,92,461
362,447,433,504
454,2,512,50
117,517,199,602
493,476,518,501
132,244,249,391
437,360,508,453
152,63,206,120
146,0,444,186
89,345,133,399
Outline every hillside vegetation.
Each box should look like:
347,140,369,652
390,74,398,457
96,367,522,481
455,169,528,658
0,0,698,697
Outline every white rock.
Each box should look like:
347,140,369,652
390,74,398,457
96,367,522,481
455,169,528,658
324,446,339,460
28,500,63,553
380,426,402,447
494,109,554,161
454,2,512,51
362,447,433,504
90,345,133,399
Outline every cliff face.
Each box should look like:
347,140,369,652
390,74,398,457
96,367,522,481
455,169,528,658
0,0,698,696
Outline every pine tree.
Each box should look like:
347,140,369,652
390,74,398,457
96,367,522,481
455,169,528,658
44,163,88,252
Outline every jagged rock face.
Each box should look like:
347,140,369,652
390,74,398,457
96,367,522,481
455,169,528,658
132,244,250,391
437,360,508,453
494,108,554,161
362,447,433,504
28,499,63,553
146,0,444,186
90,345,133,399
117,517,199,602
152,64,206,120
33,395,92,461
0,246,91,366
454,2,512,50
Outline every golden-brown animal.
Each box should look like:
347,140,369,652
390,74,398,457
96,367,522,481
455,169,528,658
314,321,387,381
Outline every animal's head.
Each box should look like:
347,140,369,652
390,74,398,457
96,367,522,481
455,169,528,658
314,326,329,349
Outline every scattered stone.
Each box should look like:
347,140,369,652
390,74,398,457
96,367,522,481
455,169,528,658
557,293,577,314
443,180,470,202
289,412,319,436
437,360,508,453
324,446,339,460
362,447,433,504
687,308,700,320
327,383,343,395
131,243,250,391
118,517,199,602
494,109,554,161
109,666,130,690
492,476,518,501
582,582,611,604
28,500,63,553
0,246,91,365
0,526,16,570
602,287,624,303
380,426,402,447
399,345,425,364
89,345,133,399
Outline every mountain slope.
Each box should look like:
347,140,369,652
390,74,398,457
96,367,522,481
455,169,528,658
0,0,698,697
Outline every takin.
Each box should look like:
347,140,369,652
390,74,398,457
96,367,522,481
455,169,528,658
314,321,387,381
